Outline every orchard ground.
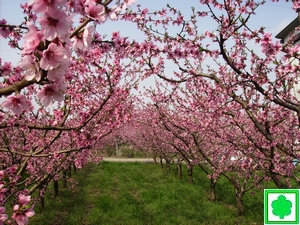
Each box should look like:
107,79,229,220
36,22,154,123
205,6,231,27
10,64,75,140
29,160,278,225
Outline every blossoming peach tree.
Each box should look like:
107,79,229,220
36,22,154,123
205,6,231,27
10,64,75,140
126,0,300,181
106,0,300,216
0,0,145,224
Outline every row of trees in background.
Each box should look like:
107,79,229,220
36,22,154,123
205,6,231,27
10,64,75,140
117,97,299,215
0,0,299,223
111,1,300,216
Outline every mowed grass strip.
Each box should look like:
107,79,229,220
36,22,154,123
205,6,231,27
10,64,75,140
30,161,265,225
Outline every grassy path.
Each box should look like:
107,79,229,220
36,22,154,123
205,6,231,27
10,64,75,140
30,162,265,225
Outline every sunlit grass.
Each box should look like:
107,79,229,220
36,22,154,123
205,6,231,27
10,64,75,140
30,161,267,225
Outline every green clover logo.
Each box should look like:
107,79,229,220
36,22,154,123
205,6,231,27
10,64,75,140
271,195,292,219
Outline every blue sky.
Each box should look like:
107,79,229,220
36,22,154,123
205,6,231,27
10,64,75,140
0,0,297,65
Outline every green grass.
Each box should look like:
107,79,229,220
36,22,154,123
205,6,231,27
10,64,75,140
30,162,267,225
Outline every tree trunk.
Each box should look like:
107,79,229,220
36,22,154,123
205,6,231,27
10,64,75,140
39,187,45,210
153,155,157,164
235,191,245,216
187,165,193,184
209,178,217,201
73,163,77,173
68,166,72,178
40,195,44,210
160,157,164,169
166,159,171,173
115,140,121,157
63,170,67,188
176,160,182,179
54,180,59,197
38,179,48,211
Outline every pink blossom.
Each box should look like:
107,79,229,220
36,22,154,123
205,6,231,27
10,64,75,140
12,197,35,221
24,208,35,218
0,19,10,38
112,31,120,39
0,184,8,201
19,55,40,81
2,95,30,115
20,3,37,22
109,6,121,20
7,165,17,174
13,205,19,212
84,1,106,22
0,171,4,179
48,74,67,92
47,60,71,82
72,25,95,50
83,25,95,47
22,22,44,54
70,0,85,14
121,0,136,11
0,207,8,225
18,195,31,205
260,33,270,44
37,84,64,107
30,0,67,13
292,2,300,10
260,32,282,56
1,62,12,76
39,7,70,40
261,41,281,56
13,210,28,224
40,43,68,71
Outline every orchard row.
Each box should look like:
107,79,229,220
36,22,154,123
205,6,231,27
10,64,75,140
0,0,299,224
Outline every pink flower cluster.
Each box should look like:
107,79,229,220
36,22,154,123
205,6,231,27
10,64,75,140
16,0,73,108
0,0,138,112
0,19,10,38
260,33,282,56
37,84,64,107
2,95,31,115
12,195,35,225
0,167,34,225
72,25,96,51
0,207,8,225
